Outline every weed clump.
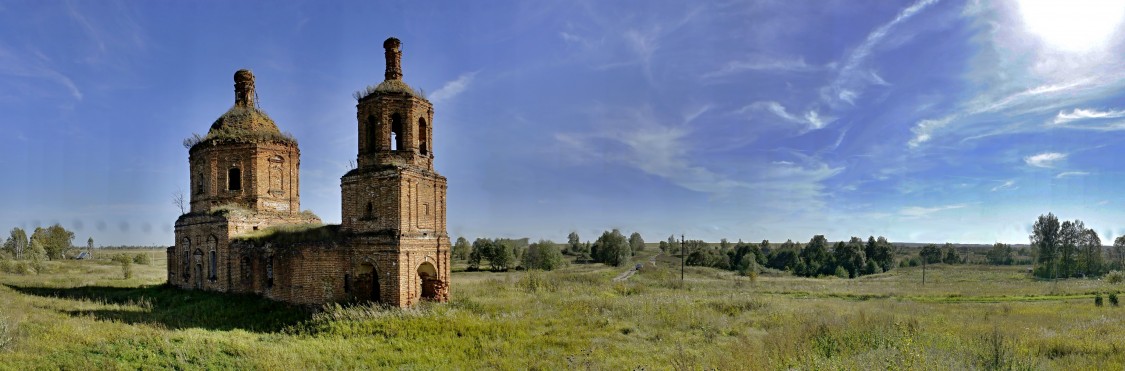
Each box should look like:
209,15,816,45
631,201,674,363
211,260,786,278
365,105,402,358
1109,292,1120,307
516,270,557,293
1094,293,1104,307
133,253,151,265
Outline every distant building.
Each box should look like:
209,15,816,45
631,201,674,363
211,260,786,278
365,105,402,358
168,38,451,307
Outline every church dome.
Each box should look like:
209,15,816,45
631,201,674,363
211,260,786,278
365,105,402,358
185,69,296,150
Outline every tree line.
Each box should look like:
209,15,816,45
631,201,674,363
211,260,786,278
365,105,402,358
2,224,78,261
663,235,897,278
1030,213,1123,279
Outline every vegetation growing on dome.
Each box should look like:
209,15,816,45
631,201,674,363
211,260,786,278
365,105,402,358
352,80,426,101
183,106,297,149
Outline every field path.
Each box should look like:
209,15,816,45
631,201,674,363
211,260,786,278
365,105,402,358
612,253,660,282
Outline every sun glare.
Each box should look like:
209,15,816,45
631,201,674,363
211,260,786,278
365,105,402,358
1017,0,1125,53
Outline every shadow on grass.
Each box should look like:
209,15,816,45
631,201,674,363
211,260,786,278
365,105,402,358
4,283,312,333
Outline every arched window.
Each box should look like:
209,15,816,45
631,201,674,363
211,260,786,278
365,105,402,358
366,115,378,153
364,202,373,219
209,250,217,280
207,234,217,281
181,238,191,281
418,117,428,155
390,113,404,151
228,168,241,191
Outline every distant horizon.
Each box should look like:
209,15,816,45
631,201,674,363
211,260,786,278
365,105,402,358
5,1,1125,246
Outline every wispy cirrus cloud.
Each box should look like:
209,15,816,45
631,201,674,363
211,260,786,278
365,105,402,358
1053,108,1125,124
429,72,478,104
821,0,940,106
899,203,968,218
702,55,820,78
741,101,833,131
1056,171,1090,179
991,180,1016,192
1024,152,1066,168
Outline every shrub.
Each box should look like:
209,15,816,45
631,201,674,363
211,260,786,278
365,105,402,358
1109,293,1120,307
1106,270,1125,284
111,254,133,279
133,253,151,265
834,266,848,278
1095,293,1104,307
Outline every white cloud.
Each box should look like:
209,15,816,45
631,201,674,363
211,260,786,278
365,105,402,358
702,56,820,78
554,106,843,211
1053,108,1125,124
1024,152,1066,168
1056,171,1090,178
745,101,834,131
823,0,940,106
899,203,968,218
907,116,954,148
429,72,478,103
991,180,1016,192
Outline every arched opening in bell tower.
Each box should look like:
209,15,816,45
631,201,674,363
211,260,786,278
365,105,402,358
366,115,378,153
418,117,428,155
390,113,404,151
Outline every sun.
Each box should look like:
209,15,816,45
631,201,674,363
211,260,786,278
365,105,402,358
1017,0,1125,53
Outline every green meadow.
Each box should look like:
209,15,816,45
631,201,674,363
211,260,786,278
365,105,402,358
1,249,1123,369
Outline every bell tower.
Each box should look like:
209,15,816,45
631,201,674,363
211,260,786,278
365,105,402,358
340,37,450,305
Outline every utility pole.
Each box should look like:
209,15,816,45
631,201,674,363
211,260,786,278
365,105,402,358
680,234,685,285
922,258,926,286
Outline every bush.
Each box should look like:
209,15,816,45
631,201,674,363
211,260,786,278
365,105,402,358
133,253,151,265
834,266,848,278
112,254,133,279
1109,293,1120,307
1095,293,1104,307
1106,270,1125,284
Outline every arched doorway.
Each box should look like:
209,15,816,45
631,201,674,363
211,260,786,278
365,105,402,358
356,263,379,302
418,262,439,301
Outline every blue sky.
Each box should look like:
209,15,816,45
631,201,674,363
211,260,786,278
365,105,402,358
4,0,1125,246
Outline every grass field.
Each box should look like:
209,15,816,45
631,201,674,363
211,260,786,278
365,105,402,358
1,248,1123,369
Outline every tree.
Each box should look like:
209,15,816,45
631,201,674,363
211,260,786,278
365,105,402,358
567,231,581,254
522,240,564,271
1031,213,1061,279
593,230,630,267
1079,228,1103,276
942,243,961,265
452,237,471,261
986,243,1014,265
767,239,800,271
1058,220,1084,277
25,238,46,273
488,241,515,271
629,232,645,254
468,238,491,270
1113,236,1125,270
3,227,28,260
31,224,75,260
920,244,942,264
798,235,831,276
658,240,669,253
870,236,896,272
834,237,866,278
173,189,186,215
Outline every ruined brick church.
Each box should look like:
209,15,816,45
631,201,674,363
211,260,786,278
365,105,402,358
168,38,450,307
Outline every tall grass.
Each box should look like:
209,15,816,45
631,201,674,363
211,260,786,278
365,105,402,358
1,251,1124,368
